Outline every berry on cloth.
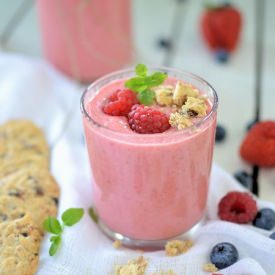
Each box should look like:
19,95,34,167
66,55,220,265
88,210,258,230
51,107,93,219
128,104,170,134
103,89,138,116
252,208,275,230
200,4,242,52
215,124,226,142
215,49,230,63
218,191,257,223
240,121,275,167
210,242,239,269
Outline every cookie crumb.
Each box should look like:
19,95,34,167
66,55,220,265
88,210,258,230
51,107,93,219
203,263,218,272
115,256,148,275
183,97,207,117
150,270,177,275
173,82,186,106
169,112,193,130
173,82,199,106
113,240,122,249
155,87,173,106
165,239,193,256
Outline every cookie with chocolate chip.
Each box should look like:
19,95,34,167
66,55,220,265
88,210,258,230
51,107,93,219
0,196,26,224
0,168,59,233
0,214,41,275
0,156,48,179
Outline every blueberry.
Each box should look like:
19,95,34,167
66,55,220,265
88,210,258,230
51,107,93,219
215,49,230,63
233,171,252,189
253,208,275,230
270,232,275,240
157,38,172,50
215,124,226,142
210,242,239,269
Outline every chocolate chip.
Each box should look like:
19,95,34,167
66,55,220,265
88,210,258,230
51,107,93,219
21,232,28,237
187,110,198,117
8,189,22,198
35,186,44,196
52,197,59,206
0,214,7,221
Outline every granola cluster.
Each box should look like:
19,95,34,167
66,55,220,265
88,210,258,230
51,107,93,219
154,81,207,130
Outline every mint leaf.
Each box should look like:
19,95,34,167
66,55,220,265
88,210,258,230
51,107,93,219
125,64,167,106
88,207,98,223
135,64,147,77
49,235,62,256
50,235,59,242
43,217,62,234
138,90,155,106
147,72,167,87
125,77,148,92
61,208,84,226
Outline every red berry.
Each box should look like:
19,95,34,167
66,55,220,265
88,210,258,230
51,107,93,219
103,89,138,116
218,191,257,224
128,104,170,134
201,5,242,52
240,121,275,167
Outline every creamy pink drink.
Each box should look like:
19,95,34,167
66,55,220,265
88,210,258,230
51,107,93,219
81,67,218,245
37,0,132,82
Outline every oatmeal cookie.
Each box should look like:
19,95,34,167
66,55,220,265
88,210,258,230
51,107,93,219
0,120,49,160
0,214,41,275
0,196,26,223
0,168,59,233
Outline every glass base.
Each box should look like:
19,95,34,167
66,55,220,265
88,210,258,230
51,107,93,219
98,216,205,250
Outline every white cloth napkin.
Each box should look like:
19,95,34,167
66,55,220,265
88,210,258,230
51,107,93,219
0,53,275,275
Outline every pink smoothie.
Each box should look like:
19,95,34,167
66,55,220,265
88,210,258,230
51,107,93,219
37,0,132,82
82,77,217,240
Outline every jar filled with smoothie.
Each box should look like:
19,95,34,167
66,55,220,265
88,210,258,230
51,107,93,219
36,0,133,82
81,65,218,248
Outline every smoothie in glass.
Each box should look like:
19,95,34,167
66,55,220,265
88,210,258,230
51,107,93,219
81,66,218,246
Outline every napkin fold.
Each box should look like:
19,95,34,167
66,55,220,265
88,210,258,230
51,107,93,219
0,53,274,275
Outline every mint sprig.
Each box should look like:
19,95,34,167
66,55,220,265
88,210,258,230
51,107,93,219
125,64,167,105
43,208,84,256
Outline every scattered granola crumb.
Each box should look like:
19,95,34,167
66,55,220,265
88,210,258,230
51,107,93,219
165,239,193,256
203,263,218,272
115,256,148,275
150,270,177,275
113,240,122,249
183,96,207,117
169,112,193,130
155,87,173,106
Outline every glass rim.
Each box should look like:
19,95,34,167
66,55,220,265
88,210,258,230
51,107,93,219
80,66,218,136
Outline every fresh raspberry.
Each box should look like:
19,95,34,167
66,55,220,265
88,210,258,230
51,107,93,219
240,121,275,167
103,89,138,116
218,191,257,224
128,104,170,134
